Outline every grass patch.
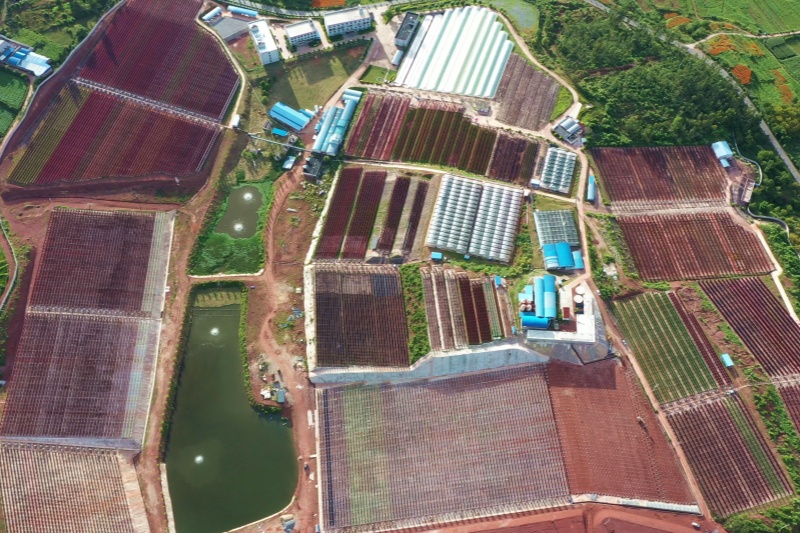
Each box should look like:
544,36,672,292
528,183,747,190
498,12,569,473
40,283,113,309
549,85,572,121
487,0,539,36
399,263,431,363
694,0,800,34
190,179,275,275
360,65,394,84
262,42,369,110
762,223,800,315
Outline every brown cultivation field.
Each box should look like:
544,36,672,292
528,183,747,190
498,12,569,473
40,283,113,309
778,383,800,435
700,277,800,377
547,360,694,504
590,146,727,209
495,55,560,131
667,395,791,517
317,365,570,532
0,443,149,533
618,212,772,280
314,264,410,367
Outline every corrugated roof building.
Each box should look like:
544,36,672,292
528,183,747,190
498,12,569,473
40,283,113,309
270,102,310,131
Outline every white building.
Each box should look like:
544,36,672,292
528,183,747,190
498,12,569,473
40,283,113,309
323,7,372,37
249,20,280,65
285,19,319,47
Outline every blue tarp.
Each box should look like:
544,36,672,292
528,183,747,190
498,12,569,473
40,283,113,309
572,250,585,270
494,275,503,288
555,242,574,269
543,243,559,270
431,252,443,261
270,102,310,131
521,312,549,329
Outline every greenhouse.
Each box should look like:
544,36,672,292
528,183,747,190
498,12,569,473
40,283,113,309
394,6,513,98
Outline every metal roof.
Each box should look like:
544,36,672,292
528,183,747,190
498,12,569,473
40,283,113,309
712,140,733,159
538,147,577,194
394,6,513,98
534,210,579,247
249,20,278,54
270,102,310,131
324,6,370,26
286,19,317,38
396,12,420,41
211,17,250,40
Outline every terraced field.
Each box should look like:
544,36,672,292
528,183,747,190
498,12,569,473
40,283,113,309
613,292,720,403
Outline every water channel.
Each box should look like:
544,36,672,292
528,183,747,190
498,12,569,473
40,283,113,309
215,185,263,238
166,291,296,533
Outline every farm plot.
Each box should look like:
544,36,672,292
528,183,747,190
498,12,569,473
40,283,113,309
317,365,570,532
777,383,800,435
618,212,772,280
315,168,363,259
8,84,219,186
700,277,800,377
341,171,386,259
345,94,410,160
314,264,409,367
547,360,694,504
590,146,727,210
495,54,561,131
421,266,504,351
78,0,239,119
613,292,720,403
376,177,410,254
0,443,149,533
667,394,791,517
29,209,172,318
402,180,428,255
487,134,539,183
0,314,159,443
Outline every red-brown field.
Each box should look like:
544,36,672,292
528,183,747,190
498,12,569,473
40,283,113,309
0,443,149,532
317,365,570,532
700,277,800,377
778,383,800,434
618,212,772,280
590,146,727,208
30,209,170,317
495,54,561,131
666,394,791,517
547,360,694,504
314,264,409,367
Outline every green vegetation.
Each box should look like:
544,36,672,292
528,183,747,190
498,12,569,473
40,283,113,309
588,240,618,300
694,0,800,35
762,224,800,314
399,263,431,363
448,222,534,278
261,41,369,110
190,178,275,276
614,292,718,403
4,0,117,65
487,0,539,36
360,65,395,84
589,213,638,279
533,6,758,147
548,85,572,121
0,70,27,137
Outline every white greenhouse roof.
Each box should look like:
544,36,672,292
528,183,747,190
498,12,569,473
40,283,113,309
249,20,278,53
533,210,580,247
538,147,577,194
286,19,317,38
394,6,513,98
426,174,523,263
324,6,370,26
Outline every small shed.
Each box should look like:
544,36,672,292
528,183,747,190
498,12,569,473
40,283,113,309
272,127,288,137
712,141,734,167
277,389,286,403
521,312,549,330
431,252,443,262
721,353,734,368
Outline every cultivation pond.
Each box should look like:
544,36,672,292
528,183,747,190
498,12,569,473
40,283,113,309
166,292,296,533
215,185,263,238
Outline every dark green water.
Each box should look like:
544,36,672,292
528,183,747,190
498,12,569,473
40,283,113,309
215,185,263,238
166,300,297,533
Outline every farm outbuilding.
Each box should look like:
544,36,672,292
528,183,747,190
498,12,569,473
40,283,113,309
554,116,581,140
395,12,420,48
587,175,597,202
202,6,222,21
211,17,250,41
712,141,734,168
394,6,513,98
534,147,577,194
534,210,579,247
270,102,310,131
532,274,557,319
426,174,523,263
521,312,549,329
312,89,362,155
229,5,258,17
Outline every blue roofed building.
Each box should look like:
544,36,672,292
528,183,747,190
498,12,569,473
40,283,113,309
712,141,734,168
270,102,311,131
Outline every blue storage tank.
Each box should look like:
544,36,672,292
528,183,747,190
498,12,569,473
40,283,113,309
572,250,585,270
721,353,734,368
229,5,258,17
543,275,557,319
555,242,574,269
521,313,549,330
534,277,544,318
543,243,559,270
587,175,596,202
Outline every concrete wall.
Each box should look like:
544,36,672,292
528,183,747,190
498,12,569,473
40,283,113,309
310,341,547,384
